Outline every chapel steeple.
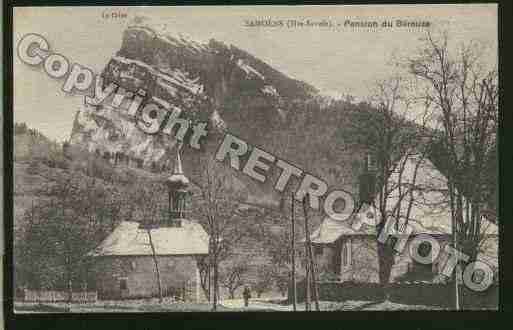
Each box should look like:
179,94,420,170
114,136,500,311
164,143,190,227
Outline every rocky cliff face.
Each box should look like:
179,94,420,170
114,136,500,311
70,19,316,170
69,18,365,210
68,18,327,207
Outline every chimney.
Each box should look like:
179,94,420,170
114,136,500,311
359,152,376,205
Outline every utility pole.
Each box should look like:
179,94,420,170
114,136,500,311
303,196,320,311
207,246,211,302
454,228,460,310
309,247,320,311
450,190,460,311
308,239,320,311
291,194,297,311
304,253,311,311
302,196,311,311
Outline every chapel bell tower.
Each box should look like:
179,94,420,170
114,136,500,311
164,144,190,227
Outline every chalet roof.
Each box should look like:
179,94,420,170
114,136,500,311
309,205,497,244
309,205,375,243
88,220,209,257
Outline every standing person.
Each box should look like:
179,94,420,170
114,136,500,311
242,285,251,307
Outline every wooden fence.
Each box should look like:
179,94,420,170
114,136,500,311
23,289,98,303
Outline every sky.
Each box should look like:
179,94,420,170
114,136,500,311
13,4,497,141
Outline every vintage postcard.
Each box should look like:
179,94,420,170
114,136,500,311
10,4,498,313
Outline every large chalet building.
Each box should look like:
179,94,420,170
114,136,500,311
308,155,498,284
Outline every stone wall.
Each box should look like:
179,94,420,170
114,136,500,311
342,236,380,283
291,281,498,309
92,255,206,301
318,235,454,284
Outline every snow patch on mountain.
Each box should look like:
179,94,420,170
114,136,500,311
237,59,265,80
71,17,314,177
156,77,178,97
113,55,205,96
160,68,204,95
210,109,227,131
71,102,178,165
276,108,286,120
261,85,279,97
129,18,209,53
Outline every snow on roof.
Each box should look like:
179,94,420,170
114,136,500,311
88,220,209,257
167,173,190,185
309,218,372,243
381,155,452,234
309,210,498,245
166,146,190,186
309,204,380,244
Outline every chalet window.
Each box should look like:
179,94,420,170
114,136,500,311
417,241,432,259
432,261,438,274
407,261,435,278
367,153,377,172
170,220,182,228
342,240,352,267
119,278,128,290
314,245,323,256
342,244,347,266
471,269,486,284
358,173,376,204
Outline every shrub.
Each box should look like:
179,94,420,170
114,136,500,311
273,268,290,297
319,270,340,282
253,265,274,298
26,160,41,175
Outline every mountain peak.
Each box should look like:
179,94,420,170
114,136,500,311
129,16,209,52
70,21,317,178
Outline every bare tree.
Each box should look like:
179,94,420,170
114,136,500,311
21,174,113,298
253,265,274,298
342,74,433,299
193,158,247,310
408,30,498,308
43,175,85,301
219,260,249,299
129,182,167,302
196,256,211,302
